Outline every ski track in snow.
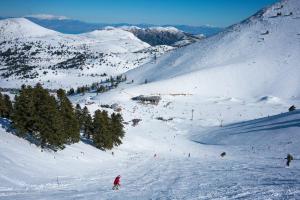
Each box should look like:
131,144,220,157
2,155,300,199
1,92,300,199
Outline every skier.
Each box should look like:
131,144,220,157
112,175,121,190
285,154,294,167
188,153,191,158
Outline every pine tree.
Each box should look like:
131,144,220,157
3,94,13,118
57,89,80,144
75,104,83,127
67,88,75,95
110,113,125,147
96,85,106,94
0,92,13,118
76,87,81,94
82,106,93,139
0,92,4,117
92,110,112,150
11,85,35,137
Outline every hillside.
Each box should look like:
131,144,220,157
126,0,300,99
193,109,300,155
120,26,203,46
0,18,173,89
0,18,57,41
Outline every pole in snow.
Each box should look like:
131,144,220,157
191,109,194,120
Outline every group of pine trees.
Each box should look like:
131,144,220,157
0,84,125,151
11,84,80,150
67,75,127,96
75,104,124,150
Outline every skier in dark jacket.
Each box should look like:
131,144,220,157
112,175,121,190
286,154,294,167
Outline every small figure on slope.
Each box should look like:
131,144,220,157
285,154,294,167
288,105,296,112
220,152,226,157
112,175,121,190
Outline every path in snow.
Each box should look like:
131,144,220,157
1,93,300,200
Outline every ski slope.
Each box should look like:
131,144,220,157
1,91,300,199
1,0,300,199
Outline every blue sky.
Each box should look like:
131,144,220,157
0,0,279,27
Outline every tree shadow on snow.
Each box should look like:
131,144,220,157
0,117,104,152
0,117,45,150
80,137,105,151
0,118,12,132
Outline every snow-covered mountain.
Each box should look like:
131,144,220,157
0,18,57,40
0,18,174,89
126,0,300,99
120,26,203,46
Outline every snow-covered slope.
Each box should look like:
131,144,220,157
81,28,149,53
0,18,57,41
121,26,203,47
194,109,300,154
1,90,300,199
126,0,300,99
0,18,173,89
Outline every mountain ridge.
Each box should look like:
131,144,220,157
125,0,300,99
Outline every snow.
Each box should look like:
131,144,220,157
1,0,300,199
81,29,149,53
118,25,142,30
0,18,57,41
121,26,181,33
126,0,300,99
0,18,173,89
148,26,181,33
1,90,300,199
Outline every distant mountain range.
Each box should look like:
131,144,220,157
0,16,223,36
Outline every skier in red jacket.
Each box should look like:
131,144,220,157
112,175,121,190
